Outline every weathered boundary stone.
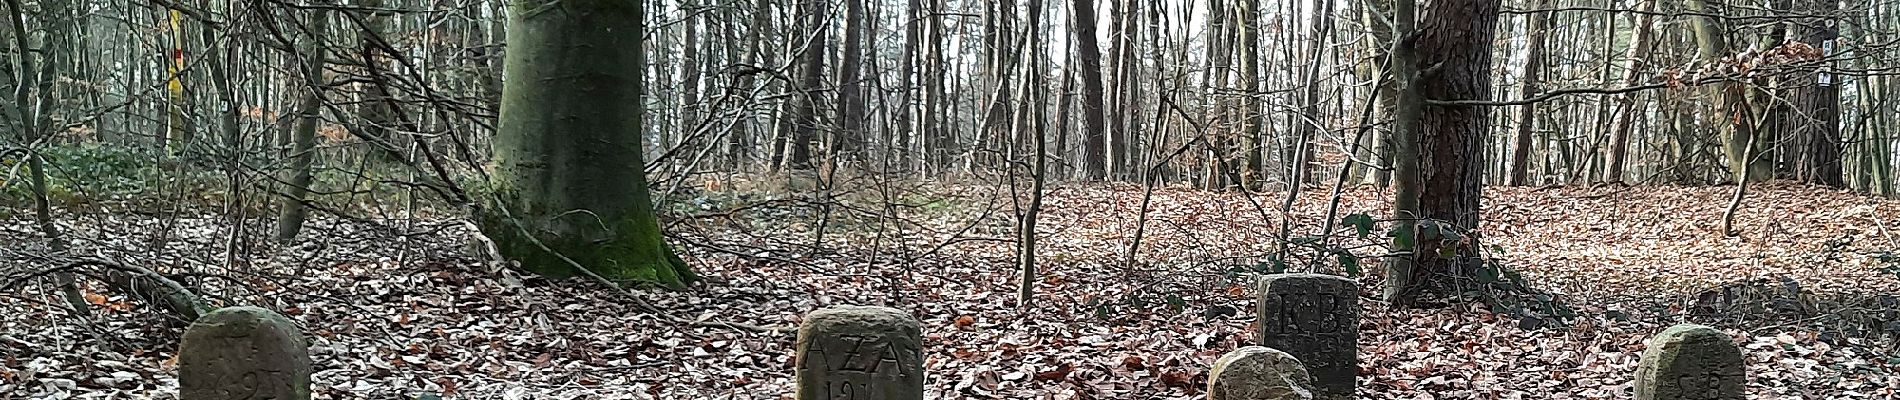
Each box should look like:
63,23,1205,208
179,306,312,400
795,305,924,400
1208,346,1316,400
1634,324,1744,400
1255,273,1357,400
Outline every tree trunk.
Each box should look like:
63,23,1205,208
274,10,330,243
728,0,772,168
1109,0,1139,180
1289,0,1335,190
476,0,696,287
786,0,828,171
355,0,403,163
1781,0,1842,187
1506,0,1551,186
923,0,949,170
1686,0,1771,182
835,0,866,160
1601,0,1658,183
896,0,920,170
1073,0,1109,180
1014,0,1045,305
1358,0,1398,187
1386,0,1499,307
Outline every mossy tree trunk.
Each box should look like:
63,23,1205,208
1686,0,1773,183
477,0,696,288
274,9,328,243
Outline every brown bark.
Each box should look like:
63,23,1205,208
836,0,866,160
1601,0,1659,183
1388,0,1500,307
1506,0,1552,186
1074,0,1110,180
785,0,827,170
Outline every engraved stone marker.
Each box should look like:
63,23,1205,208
795,306,924,400
179,306,312,400
1634,324,1744,400
1255,273,1357,400
1208,346,1316,400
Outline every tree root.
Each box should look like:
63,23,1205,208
473,210,796,336
5,258,214,321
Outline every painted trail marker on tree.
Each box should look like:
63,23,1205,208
1634,324,1744,400
1208,346,1316,400
795,305,924,400
1255,273,1358,400
179,306,312,400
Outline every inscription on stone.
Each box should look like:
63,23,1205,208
795,306,924,400
179,306,312,400
1634,324,1744,400
1255,273,1358,400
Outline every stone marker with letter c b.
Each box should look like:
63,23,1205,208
1634,324,1744,400
1255,273,1358,400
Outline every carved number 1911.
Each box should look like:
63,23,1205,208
826,380,870,400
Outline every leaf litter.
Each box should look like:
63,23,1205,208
1,181,1897,399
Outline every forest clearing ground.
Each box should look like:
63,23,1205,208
2,181,1897,399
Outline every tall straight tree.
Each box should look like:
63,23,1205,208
1687,0,1771,182
1601,0,1658,183
1235,0,1265,187
477,0,696,287
1385,0,1500,306
1358,0,1398,187
835,0,866,160
274,9,330,243
784,0,828,171
1108,0,1139,179
1505,0,1551,186
1778,0,1842,186
1072,0,1108,180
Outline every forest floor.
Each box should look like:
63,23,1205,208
3,180,1899,399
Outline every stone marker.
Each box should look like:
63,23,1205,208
795,305,924,400
1255,273,1357,400
1208,346,1316,400
1634,324,1744,400
179,306,312,400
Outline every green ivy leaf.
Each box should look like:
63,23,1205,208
1391,225,1416,249
1344,213,1374,239
1165,294,1186,313
1336,249,1361,277
1476,266,1501,283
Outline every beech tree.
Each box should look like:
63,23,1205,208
476,0,695,287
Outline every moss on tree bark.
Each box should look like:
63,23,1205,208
476,0,696,288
